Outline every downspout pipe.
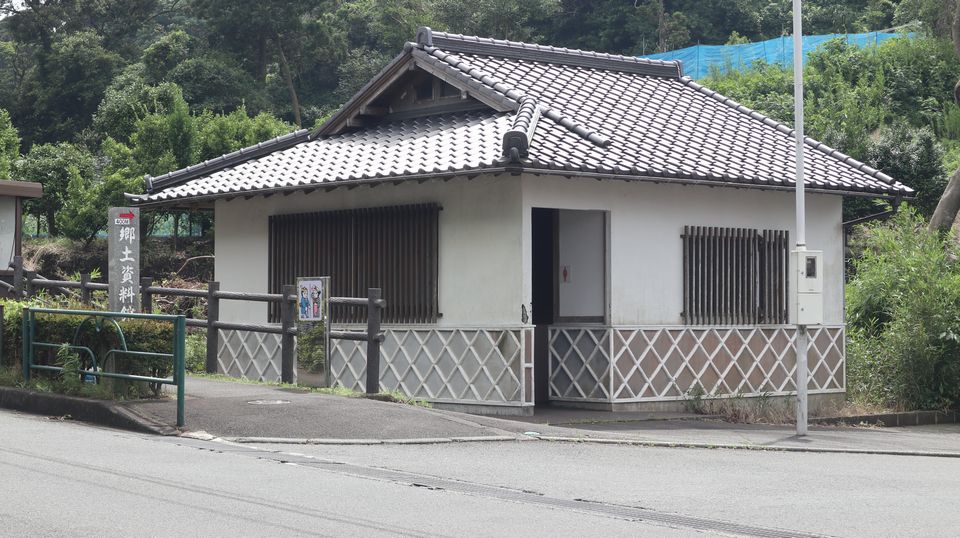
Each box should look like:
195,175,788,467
841,196,902,229
842,197,902,277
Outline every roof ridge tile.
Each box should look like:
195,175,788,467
418,26,682,78
417,46,611,149
501,96,541,162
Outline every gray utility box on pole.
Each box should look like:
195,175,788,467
791,249,823,326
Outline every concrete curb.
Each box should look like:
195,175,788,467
0,386,178,436
534,435,960,458
221,434,521,445
812,410,959,427
544,414,724,427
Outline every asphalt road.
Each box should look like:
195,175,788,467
2,409,959,537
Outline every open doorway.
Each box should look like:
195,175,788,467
531,208,556,405
531,208,608,406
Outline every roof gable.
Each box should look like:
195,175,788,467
134,27,912,206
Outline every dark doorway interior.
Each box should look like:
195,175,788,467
531,208,556,405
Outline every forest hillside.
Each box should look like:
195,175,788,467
0,0,954,239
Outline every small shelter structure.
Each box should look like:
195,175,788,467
0,180,42,279
131,29,910,415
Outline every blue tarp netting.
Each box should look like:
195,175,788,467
640,32,914,79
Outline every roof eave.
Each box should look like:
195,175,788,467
146,128,311,193
521,168,910,200
128,167,513,208
130,165,908,208
0,180,42,198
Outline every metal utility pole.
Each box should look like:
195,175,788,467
792,0,809,436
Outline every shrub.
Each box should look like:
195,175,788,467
938,102,960,141
0,297,179,399
297,321,325,374
185,332,206,374
865,124,946,218
847,209,960,409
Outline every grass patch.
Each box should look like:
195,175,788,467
363,390,433,408
190,372,301,387
0,366,21,387
682,386,896,425
683,389,795,424
0,364,127,401
313,385,359,397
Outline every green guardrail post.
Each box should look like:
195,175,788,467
19,308,187,426
174,315,186,428
21,307,30,382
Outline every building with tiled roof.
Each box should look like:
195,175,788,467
134,28,903,414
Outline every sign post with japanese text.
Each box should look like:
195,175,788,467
109,207,140,313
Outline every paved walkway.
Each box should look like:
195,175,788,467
126,377,515,441
126,376,960,455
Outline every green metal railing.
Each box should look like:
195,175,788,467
21,307,187,428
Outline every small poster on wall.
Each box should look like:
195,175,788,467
296,277,326,322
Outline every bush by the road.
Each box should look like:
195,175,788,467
847,209,960,410
0,296,176,399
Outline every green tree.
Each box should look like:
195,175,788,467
168,53,267,114
142,30,194,84
92,65,184,144
131,96,195,176
867,124,946,217
191,0,315,125
13,142,95,236
196,106,293,161
434,0,558,41
0,109,20,179
0,40,29,113
0,0,74,53
17,30,123,145
57,138,142,243
331,48,391,104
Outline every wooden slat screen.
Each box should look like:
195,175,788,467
268,204,440,324
682,226,788,325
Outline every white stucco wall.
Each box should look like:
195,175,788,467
215,173,845,327
520,174,845,326
215,176,524,325
0,197,16,270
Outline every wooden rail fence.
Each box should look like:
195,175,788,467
7,256,385,387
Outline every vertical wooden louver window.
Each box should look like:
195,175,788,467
268,204,440,324
681,226,789,325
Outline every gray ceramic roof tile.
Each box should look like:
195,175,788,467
144,112,511,202
136,29,911,205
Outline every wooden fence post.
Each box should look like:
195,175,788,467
12,256,22,297
205,281,220,374
365,288,383,395
80,273,91,305
280,284,296,384
140,277,153,313
23,270,34,298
